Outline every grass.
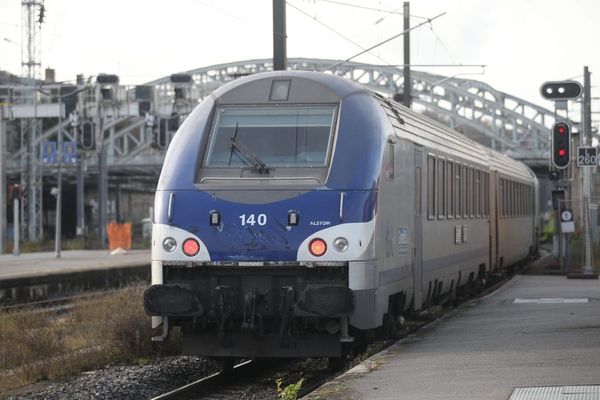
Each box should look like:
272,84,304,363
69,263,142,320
0,284,180,396
276,377,304,400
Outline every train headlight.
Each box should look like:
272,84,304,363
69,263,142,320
162,237,177,253
182,238,200,257
333,237,349,253
309,238,327,257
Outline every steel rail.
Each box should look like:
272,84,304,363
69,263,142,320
150,359,254,400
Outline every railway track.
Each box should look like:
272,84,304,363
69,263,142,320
150,359,253,400
0,289,116,313
149,358,293,400
146,320,435,400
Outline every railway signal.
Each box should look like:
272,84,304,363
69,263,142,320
540,81,583,100
80,121,95,151
552,121,571,169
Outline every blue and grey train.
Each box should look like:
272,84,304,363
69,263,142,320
144,71,539,359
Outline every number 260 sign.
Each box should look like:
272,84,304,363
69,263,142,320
577,147,598,167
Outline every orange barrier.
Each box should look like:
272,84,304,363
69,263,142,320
107,222,132,250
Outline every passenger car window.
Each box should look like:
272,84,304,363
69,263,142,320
437,158,445,219
427,155,436,220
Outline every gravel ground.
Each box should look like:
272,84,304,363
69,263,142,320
3,356,329,400
5,356,217,400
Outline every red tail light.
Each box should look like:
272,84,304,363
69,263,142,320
309,238,327,257
182,238,200,256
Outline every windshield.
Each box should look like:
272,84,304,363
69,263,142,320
204,106,336,168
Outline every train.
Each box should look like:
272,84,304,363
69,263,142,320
144,70,539,362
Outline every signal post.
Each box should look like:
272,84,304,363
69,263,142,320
541,71,598,278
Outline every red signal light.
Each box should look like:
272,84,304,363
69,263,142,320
558,149,567,157
558,126,565,134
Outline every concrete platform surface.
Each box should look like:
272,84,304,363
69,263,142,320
0,250,150,280
305,275,600,400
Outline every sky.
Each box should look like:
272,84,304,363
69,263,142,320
0,0,599,115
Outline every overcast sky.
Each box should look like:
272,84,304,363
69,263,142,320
0,0,599,115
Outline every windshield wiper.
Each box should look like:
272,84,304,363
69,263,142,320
228,124,270,173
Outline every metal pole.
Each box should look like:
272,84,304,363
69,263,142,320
95,97,107,250
54,95,63,258
19,125,25,245
28,93,38,241
402,1,411,108
116,183,121,223
0,109,7,254
582,66,593,274
273,0,287,71
98,146,107,248
13,197,19,255
76,158,84,238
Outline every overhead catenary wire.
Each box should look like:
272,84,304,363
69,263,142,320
320,11,447,72
286,1,395,67
428,24,459,66
369,64,486,68
192,0,253,24
314,0,429,19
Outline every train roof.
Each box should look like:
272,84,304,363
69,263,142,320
181,71,536,185
387,101,490,166
209,70,365,101
371,90,536,184
486,150,536,182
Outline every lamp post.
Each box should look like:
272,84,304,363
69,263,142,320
55,94,63,258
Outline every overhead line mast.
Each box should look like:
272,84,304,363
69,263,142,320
403,1,411,108
21,0,45,242
273,0,287,71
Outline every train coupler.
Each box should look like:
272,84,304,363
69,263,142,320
241,290,264,338
216,285,234,347
278,286,298,348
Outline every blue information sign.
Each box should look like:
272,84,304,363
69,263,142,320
63,141,78,164
41,141,57,164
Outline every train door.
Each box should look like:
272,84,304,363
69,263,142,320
488,170,495,271
492,171,499,269
413,146,423,309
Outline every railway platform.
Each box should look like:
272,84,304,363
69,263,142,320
304,272,600,400
0,249,149,280
0,250,150,306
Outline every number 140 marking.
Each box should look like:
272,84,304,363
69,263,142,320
239,213,267,226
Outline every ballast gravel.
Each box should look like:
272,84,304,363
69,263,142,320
5,356,216,400
5,356,331,400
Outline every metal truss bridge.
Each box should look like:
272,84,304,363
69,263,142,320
1,57,557,240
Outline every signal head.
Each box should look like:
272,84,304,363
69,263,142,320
552,121,571,169
540,81,583,100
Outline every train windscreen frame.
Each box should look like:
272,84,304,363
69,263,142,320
204,105,337,169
